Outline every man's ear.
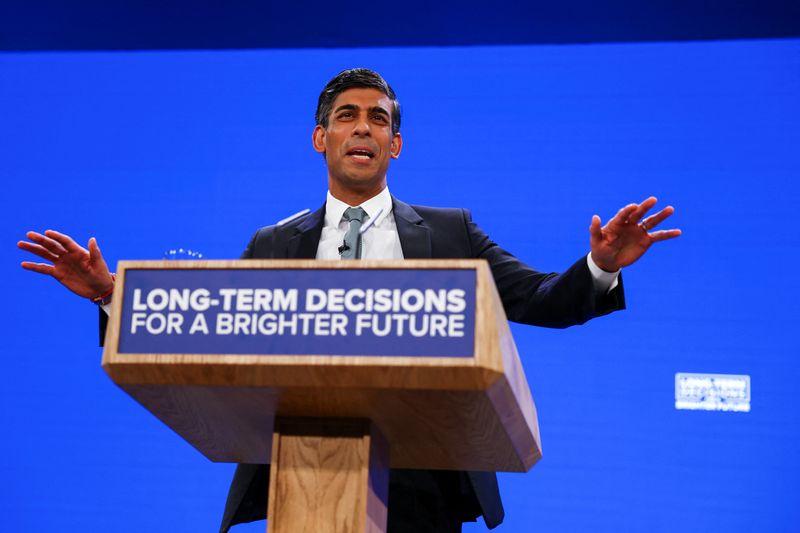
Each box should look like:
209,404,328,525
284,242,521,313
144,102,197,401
312,125,326,154
390,132,403,159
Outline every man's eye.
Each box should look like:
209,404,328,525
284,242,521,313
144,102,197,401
372,115,387,123
339,112,353,119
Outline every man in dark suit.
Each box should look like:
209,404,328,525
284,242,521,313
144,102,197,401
18,68,680,532
220,68,679,532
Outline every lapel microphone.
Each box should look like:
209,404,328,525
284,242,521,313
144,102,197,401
338,241,350,255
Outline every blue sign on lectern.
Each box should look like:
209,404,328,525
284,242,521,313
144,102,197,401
118,268,476,357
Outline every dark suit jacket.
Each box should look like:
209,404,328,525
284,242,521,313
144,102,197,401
219,196,625,532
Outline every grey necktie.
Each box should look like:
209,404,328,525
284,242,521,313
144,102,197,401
340,207,367,259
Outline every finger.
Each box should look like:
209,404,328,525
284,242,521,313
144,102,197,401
641,206,675,230
589,215,603,241
609,203,639,225
26,231,68,255
649,229,682,242
628,196,658,224
17,240,59,262
21,262,55,275
45,229,86,254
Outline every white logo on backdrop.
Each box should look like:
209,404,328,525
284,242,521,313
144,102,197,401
675,373,750,412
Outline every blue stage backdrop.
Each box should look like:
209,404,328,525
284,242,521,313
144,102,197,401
1,38,798,532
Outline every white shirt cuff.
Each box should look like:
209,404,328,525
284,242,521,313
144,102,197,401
586,252,620,293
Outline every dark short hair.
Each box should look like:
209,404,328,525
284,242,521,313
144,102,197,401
315,68,401,135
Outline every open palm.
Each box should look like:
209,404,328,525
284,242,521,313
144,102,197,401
590,197,681,272
18,230,114,300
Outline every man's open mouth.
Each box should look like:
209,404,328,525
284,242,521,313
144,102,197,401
347,148,375,160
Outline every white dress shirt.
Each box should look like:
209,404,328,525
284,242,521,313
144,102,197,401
316,187,404,260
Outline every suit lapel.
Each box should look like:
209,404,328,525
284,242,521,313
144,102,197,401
392,196,432,259
285,204,325,259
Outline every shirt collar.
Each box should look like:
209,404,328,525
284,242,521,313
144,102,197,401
325,186,394,228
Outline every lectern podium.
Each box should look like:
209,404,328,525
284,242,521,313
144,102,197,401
102,259,541,532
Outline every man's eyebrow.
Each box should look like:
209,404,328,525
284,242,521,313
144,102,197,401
334,104,359,114
333,104,390,116
368,106,390,117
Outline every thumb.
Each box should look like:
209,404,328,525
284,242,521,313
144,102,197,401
88,237,105,265
589,215,603,243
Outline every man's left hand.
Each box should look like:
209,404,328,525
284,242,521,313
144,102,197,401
589,197,681,272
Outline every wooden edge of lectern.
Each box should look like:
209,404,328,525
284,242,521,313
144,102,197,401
102,259,541,533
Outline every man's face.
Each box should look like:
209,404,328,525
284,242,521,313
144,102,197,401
313,87,402,199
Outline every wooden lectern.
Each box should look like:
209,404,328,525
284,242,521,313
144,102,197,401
102,259,541,532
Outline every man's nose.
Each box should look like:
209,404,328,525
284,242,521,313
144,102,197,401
352,114,371,136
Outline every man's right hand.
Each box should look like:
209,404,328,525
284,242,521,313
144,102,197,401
18,230,114,300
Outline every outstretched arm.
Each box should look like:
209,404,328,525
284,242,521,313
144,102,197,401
590,197,681,272
18,229,114,300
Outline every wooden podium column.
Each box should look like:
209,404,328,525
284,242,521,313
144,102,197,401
267,418,390,533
